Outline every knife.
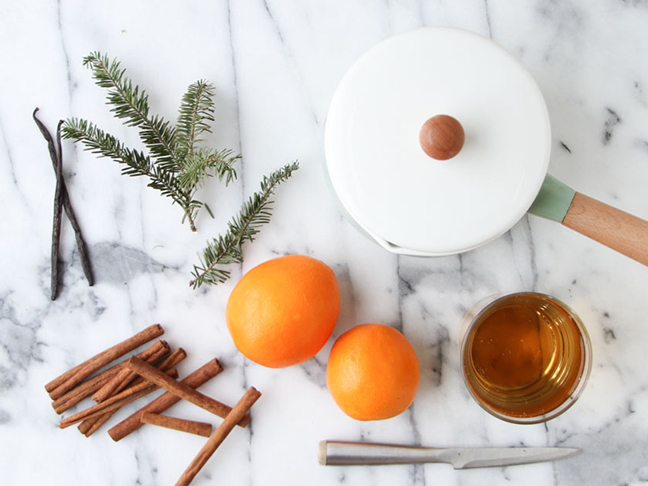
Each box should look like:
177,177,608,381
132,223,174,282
319,441,580,469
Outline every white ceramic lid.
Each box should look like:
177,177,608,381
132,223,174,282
324,28,551,255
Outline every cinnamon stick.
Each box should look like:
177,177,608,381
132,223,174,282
46,324,164,399
78,411,110,437
92,340,170,402
60,368,179,428
52,364,121,414
153,348,188,373
140,413,212,438
108,359,223,442
78,348,187,436
51,339,169,414
176,387,262,486
125,357,248,427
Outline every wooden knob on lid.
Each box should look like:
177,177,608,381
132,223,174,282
419,115,465,160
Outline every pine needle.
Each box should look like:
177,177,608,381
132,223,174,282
190,162,299,289
62,52,241,232
178,148,239,191
62,52,298,281
82,52,179,171
176,80,215,161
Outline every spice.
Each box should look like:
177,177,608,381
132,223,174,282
140,413,212,438
125,356,250,427
52,340,169,414
59,368,180,428
79,347,187,436
45,324,164,399
52,363,121,414
176,387,262,486
108,359,223,442
33,108,94,299
51,120,64,300
46,337,261,485
91,340,170,402
61,365,180,429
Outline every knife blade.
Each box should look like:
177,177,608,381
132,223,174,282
319,441,580,469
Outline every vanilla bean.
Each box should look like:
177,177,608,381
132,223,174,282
50,121,64,300
54,117,94,287
60,176,94,287
32,108,59,177
33,108,94,292
33,109,63,299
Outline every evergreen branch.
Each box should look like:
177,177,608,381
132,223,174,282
62,118,153,177
178,148,239,191
176,80,215,160
66,52,254,233
83,52,179,171
62,118,199,231
190,162,299,288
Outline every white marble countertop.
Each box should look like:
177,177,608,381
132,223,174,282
2,1,648,485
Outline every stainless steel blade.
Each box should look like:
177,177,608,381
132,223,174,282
319,441,581,469
441,446,581,469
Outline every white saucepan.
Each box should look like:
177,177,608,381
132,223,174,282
324,28,648,265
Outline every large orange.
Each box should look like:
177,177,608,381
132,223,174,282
326,324,420,420
225,255,340,368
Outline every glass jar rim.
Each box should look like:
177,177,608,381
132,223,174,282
459,292,592,425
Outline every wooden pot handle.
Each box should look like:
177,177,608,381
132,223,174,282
562,192,648,266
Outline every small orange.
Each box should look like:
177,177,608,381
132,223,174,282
225,255,340,368
326,324,420,420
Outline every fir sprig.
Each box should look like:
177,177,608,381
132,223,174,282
178,148,240,191
176,80,215,161
62,52,238,231
190,162,299,289
62,52,298,287
82,52,179,171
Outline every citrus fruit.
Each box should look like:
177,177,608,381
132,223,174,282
225,255,340,368
326,324,420,420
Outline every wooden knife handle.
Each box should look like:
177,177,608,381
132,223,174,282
562,192,648,266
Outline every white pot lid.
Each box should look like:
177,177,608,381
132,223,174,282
324,28,551,255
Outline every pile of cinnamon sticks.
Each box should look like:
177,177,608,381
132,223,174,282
45,324,261,485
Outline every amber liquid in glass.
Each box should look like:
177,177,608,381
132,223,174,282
463,294,588,420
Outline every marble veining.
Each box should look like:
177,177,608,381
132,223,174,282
2,1,648,485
